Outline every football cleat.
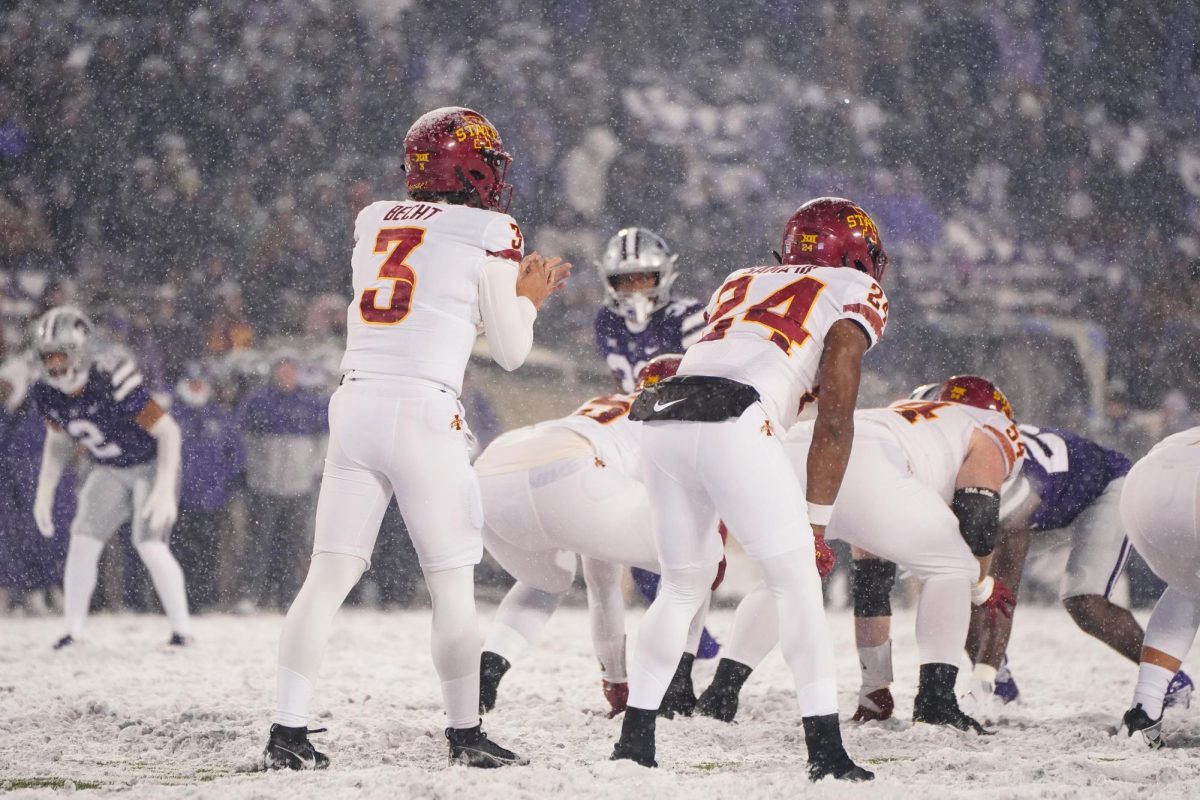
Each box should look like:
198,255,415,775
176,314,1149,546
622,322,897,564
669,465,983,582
695,658,754,723
1122,704,1164,750
167,633,191,647
803,714,874,782
913,664,994,735
610,708,657,768
446,724,528,768
850,687,895,723
993,656,1020,705
52,635,75,650
1164,671,1193,710
478,651,511,714
658,653,697,718
262,724,329,771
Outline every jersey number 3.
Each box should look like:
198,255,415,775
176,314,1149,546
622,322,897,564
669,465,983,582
360,227,424,325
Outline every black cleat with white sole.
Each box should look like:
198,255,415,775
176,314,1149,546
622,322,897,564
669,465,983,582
1122,704,1164,749
912,663,993,735
447,723,528,768
262,724,330,771
803,713,875,782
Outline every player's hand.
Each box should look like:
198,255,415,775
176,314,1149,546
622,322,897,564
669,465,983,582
603,679,629,718
141,489,178,537
971,576,1016,624
814,533,836,578
516,252,571,310
34,490,55,538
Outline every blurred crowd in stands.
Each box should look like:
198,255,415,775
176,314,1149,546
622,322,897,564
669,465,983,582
2,0,1199,611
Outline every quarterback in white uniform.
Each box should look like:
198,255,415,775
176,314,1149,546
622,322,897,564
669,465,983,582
474,355,717,718
697,376,1023,735
1120,427,1200,747
611,198,888,781
262,107,570,771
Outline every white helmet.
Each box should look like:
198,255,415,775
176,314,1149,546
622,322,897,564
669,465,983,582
598,227,679,328
34,306,95,394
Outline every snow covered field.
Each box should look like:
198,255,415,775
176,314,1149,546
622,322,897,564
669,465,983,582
2,603,1198,799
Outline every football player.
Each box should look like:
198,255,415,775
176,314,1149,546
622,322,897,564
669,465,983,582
593,228,719,658
476,355,717,719
31,307,191,648
697,376,1021,736
611,198,887,781
262,107,570,771
1119,427,1200,747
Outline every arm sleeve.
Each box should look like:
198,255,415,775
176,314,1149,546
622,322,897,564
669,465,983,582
37,426,74,499
479,256,537,371
146,413,183,497
836,274,889,349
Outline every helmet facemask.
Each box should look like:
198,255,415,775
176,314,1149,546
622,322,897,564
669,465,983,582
35,307,94,394
599,228,679,330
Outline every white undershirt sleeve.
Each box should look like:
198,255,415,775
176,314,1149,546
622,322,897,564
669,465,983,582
478,256,537,371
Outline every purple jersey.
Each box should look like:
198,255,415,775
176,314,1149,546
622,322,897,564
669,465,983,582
594,299,706,392
1018,424,1131,531
31,353,157,468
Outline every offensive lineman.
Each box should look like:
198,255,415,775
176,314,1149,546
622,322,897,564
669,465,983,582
32,307,191,648
611,198,887,780
260,107,570,771
1119,427,1200,747
475,356,716,718
697,376,1021,735
593,228,719,658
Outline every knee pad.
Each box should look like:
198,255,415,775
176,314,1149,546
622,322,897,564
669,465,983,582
852,558,896,618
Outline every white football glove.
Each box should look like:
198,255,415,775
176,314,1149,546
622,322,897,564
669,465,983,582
34,488,55,538
141,488,178,537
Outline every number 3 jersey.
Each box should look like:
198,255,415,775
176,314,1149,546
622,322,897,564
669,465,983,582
680,265,888,428
341,199,524,394
32,353,156,468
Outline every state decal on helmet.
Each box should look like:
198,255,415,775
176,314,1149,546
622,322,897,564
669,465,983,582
635,353,683,392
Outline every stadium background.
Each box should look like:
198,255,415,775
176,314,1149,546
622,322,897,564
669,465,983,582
2,0,1199,613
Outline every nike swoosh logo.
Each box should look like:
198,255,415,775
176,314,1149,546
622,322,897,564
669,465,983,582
653,398,686,412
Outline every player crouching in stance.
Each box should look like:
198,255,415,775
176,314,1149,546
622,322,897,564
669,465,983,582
261,107,570,771
476,355,718,718
32,307,191,648
1119,427,1200,748
611,198,888,781
698,376,1021,736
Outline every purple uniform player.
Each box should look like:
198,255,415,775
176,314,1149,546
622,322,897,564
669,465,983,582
594,227,720,658
31,307,192,648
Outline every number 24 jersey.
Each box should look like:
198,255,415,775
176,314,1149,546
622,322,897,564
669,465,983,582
680,264,888,428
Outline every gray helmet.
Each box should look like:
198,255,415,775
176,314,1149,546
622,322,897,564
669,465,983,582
34,306,95,393
598,227,679,327
908,382,940,401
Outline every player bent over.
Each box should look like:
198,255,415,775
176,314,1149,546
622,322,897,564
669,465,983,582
32,307,190,648
261,107,570,771
476,356,719,718
1118,427,1200,748
698,376,1021,735
611,198,888,781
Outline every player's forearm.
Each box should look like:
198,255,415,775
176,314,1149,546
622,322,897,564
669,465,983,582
479,257,537,371
806,413,854,506
146,414,182,496
37,427,73,497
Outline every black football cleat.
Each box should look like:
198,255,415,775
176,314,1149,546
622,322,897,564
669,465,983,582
913,664,993,735
52,635,75,650
803,714,874,782
610,707,658,767
447,723,528,768
1122,704,1164,750
659,653,698,718
262,724,330,771
695,658,754,723
167,633,191,647
479,651,511,714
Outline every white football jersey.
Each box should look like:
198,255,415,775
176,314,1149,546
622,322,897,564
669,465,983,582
1143,425,1200,464
340,199,524,393
680,264,888,428
542,392,641,477
855,400,1025,500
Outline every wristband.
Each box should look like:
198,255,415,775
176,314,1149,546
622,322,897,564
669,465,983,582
971,575,995,605
807,502,834,526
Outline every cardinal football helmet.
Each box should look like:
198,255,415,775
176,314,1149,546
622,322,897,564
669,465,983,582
34,306,95,394
780,197,888,281
403,106,513,211
599,227,680,328
636,353,683,391
935,375,1015,421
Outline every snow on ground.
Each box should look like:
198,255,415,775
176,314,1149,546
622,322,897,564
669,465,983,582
2,603,1199,799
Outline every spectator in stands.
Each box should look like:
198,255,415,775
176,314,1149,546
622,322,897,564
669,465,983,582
234,354,326,611
206,284,255,355
172,364,245,612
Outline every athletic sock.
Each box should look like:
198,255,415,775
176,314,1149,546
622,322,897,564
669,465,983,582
1133,663,1174,720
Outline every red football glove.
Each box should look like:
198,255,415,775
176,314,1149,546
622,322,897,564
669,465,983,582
814,534,836,578
603,680,628,718
972,576,1016,624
